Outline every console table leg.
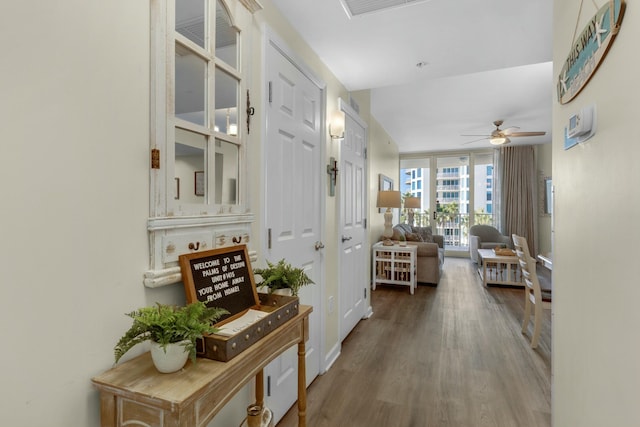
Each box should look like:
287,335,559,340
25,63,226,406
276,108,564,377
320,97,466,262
297,341,307,427
255,369,264,408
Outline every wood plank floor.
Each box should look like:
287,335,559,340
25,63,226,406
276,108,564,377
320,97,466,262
277,257,551,427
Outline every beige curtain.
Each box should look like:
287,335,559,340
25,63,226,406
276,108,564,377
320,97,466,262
498,146,538,254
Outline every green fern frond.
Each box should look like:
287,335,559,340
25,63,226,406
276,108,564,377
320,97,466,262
253,259,314,296
114,302,228,364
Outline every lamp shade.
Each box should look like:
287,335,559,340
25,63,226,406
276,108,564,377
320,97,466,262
404,196,421,209
490,136,510,145
377,190,401,208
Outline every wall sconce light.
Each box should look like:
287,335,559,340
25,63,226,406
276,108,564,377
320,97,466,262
377,190,401,246
329,110,345,139
327,157,338,197
404,196,421,226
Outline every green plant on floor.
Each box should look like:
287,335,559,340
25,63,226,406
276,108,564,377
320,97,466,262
114,301,228,364
253,259,314,296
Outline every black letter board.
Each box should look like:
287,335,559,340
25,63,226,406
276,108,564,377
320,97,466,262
179,245,259,325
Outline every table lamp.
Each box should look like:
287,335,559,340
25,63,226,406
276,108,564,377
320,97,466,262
404,196,421,226
377,190,401,246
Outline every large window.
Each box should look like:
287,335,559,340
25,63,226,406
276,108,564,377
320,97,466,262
401,151,495,252
436,156,469,248
474,152,494,225
400,158,431,226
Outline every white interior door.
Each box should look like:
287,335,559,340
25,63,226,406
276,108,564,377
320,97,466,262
339,102,368,341
263,37,323,423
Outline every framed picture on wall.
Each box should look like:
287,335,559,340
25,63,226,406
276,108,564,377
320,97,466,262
195,171,205,196
378,173,394,213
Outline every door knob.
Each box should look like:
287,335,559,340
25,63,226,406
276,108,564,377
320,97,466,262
341,235,352,242
314,241,325,250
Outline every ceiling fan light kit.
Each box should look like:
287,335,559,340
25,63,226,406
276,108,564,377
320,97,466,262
463,119,545,145
490,136,510,145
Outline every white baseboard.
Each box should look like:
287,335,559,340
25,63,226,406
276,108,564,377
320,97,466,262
363,305,374,319
322,342,341,374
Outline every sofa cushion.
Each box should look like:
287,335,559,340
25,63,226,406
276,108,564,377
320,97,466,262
391,228,404,241
413,226,434,243
411,242,439,257
405,232,423,242
391,223,412,241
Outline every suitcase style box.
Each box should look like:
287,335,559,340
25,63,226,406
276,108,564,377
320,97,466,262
179,245,299,361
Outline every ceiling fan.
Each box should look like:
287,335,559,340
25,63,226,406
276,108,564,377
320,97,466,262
462,120,546,145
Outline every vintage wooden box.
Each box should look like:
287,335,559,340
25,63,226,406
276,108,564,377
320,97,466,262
196,293,299,361
179,245,299,361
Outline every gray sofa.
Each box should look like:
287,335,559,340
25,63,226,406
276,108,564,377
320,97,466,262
468,224,512,264
391,224,445,285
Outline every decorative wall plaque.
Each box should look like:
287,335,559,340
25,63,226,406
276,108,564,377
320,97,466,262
557,0,625,104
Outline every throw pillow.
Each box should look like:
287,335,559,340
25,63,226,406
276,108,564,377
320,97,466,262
405,232,423,242
414,226,434,243
391,227,405,241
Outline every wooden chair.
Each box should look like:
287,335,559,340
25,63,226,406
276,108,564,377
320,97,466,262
512,234,552,348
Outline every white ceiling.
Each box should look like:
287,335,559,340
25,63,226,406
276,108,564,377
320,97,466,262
270,0,554,153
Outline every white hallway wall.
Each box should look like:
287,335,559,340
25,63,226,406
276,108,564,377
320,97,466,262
1,1,255,425
553,2,640,426
1,1,162,426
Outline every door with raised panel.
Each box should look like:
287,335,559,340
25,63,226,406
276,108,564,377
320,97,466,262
339,104,368,341
263,37,323,422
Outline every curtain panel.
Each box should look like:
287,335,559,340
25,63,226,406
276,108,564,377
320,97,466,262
497,146,538,254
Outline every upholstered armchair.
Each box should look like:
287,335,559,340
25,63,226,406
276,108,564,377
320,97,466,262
469,225,512,264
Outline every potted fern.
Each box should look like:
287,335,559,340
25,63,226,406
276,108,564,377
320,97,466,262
253,259,314,297
114,301,228,373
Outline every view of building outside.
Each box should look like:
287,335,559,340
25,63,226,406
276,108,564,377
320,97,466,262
400,153,495,250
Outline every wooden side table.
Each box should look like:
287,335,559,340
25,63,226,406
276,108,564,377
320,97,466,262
372,242,417,294
92,305,312,427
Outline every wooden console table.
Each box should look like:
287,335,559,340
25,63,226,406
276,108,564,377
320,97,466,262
92,305,312,427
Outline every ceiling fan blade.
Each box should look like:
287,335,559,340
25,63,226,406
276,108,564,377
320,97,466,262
501,126,520,135
463,137,489,145
460,134,490,137
508,131,546,137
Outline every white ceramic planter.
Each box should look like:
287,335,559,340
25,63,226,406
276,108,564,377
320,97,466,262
150,340,190,373
271,288,293,296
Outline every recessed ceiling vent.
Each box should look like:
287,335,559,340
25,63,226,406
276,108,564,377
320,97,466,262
339,0,429,18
